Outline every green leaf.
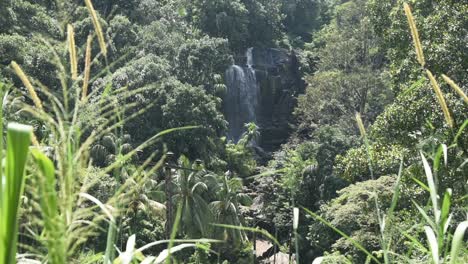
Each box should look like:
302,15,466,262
440,189,452,236
413,201,437,230
449,221,468,264
434,144,447,172
424,226,439,264
156,244,197,263
0,123,32,264
178,7,187,17
302,207,382,264
453,119,468,144
31,149,67,264
420,152,440,223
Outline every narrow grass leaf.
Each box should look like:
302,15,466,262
401,230,429,253
388,158,404,218
424,226,439,264
166,202,183,264
420,152,440,223
449,221,468,264
104,220,118,264
412,177,430,192
156,244,197,264
79,193,115,222
433,144,446,172
412,201,437,231
453,120,468,144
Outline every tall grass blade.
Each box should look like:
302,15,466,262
388,158,404,218
424,226,439,264
449,221,468,264
0,123,32,264
420,152,440,223
434,144,448,172
79,193,115,223
413,201,437,230
166,202,183,264
453,120,468,144
104,221,118,264
401,230,429,253
404,3,425,67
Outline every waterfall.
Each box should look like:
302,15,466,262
246,47,254,67
224,48,259,142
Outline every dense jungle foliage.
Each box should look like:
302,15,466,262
0,0,466,263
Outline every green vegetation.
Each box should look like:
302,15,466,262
0,0,466,263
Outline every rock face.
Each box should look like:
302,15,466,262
224,47,304,151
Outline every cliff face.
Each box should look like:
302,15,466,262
252,48,305,151
224,47,305,151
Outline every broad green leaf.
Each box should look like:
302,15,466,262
1,123,32,264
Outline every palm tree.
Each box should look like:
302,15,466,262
160,156,215,238
238,122,260,147
210,172,252,244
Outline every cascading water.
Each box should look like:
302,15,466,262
224,48,259,142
